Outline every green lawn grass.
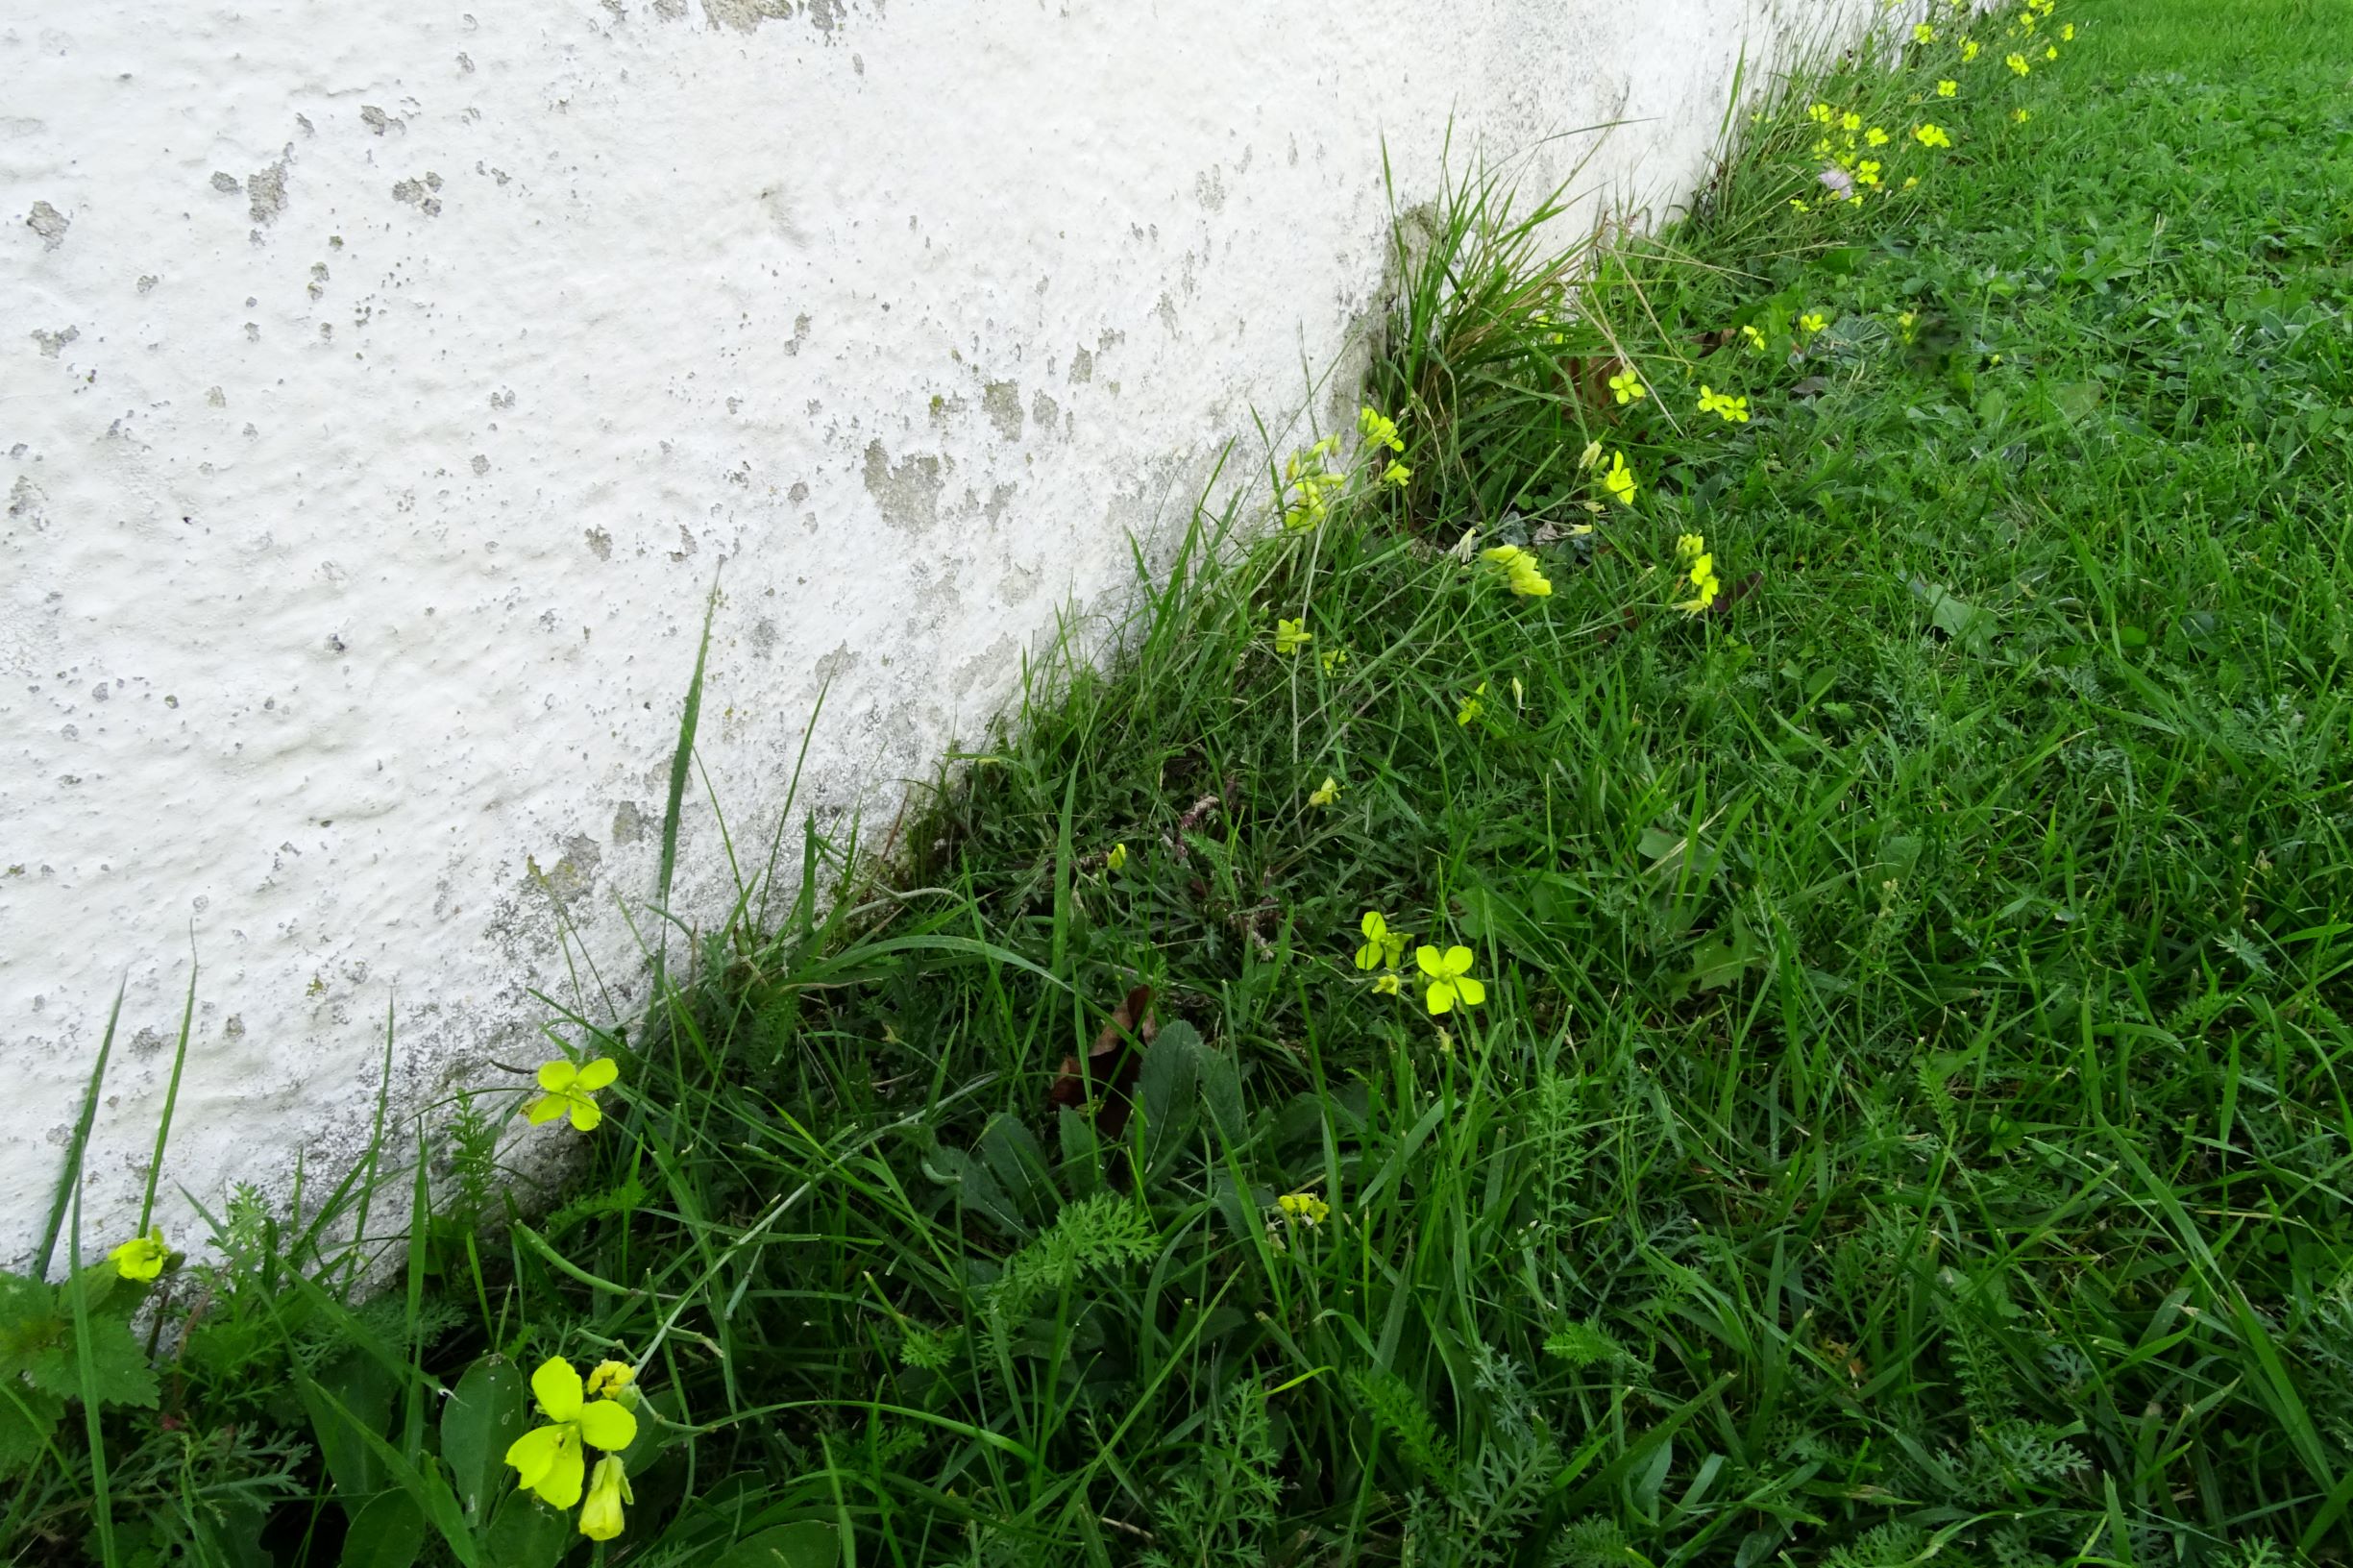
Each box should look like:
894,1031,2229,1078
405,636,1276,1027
9,0,2353,1563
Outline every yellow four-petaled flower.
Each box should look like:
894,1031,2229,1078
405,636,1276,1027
1275,618,1312,655
527,1059,620,1133
504,1357,640,1513
1606,369,1647,404
1603,451,1638,507
1355,911,1409,971
110,1228,167,1283
1309,776,1342,808
1698,386,1751,424
1416,945,1485,1016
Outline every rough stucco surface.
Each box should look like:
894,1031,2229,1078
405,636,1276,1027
2,0,1873,1268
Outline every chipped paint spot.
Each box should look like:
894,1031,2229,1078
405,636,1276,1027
982,380,1024,442
30,326,78,357
862,441,943,532
247,159,290,225
25,201,68,248
701,0,793,31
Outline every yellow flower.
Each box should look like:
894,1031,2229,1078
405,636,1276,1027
2006,51,2030,74
578,1455,634,1543
1319,646,1349,674
1912,21,1935,41
585,1360,636,1401
1866,126,1890,147
1903,176,1921,189
2061,22,2075,40
1840,110,1863,133
1961,37,1981,61
1676,551,1723,616
504,1357,640,1510
1806,101,1835,125
1800,311,1828,334
2044,42,2057,60
2012,108,2031,123
1372,973,1402,995
1698,386,1751,424
1897,310,1919,344
1855,160,1881,187
1481,545,1552,598
1358,404,1406,454
1936,79,1957,97
1606,369,1647,404
1457,682,1487,727
1602,451,1638,507
1106,842,1128,873
1274,618,1311,655
1914,123,1952,149
1355,911,1409,971
1789,197,1811,213
1308,775,1342,808
1739,324,1767,351
1277,1191,1331,1227
527,1058,619,1133
1415,945,1485,1016
1383,460,1413,488
110,1228,167,1283
1677,531,1706,563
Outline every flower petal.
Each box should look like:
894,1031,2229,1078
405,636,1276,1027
567,1095,603,1134
576,1399,639,1453
524,1094,569,1125
530,1356,585,1423
1426,982,1456,1017
1455,976,1486,1008
504,1423,566,1490
537,1059,579,1091
1360,911,1385,941
1415,944,1445,979
1442,946,1475,978
531,1429,586,1509
575,1058,619,1091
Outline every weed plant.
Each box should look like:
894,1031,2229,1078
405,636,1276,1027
8,0,2353,1563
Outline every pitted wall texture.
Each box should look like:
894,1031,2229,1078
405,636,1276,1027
2,0,1868,1267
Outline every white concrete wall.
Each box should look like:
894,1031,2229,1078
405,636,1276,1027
2,0,1866,1268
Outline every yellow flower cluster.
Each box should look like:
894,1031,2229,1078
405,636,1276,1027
1698,385,1750,425
1274,617,1312,655
1277,1191,1332,1226
1281,435,1345,530
505,1357,641,1541
1481,545,1554,599
1675,532,1722,616
1360,404,1413,489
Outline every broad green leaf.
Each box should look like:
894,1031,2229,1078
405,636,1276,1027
441,1357,526,1524
484,1490,572,1568
338,1491,428,1568
1137,1024,1200,1181
22,1310,157,1409
302,1352,398,1514
719,1522,840,1568
0,1379,64,1476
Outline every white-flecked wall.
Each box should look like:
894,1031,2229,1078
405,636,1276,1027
3,0,1871,1269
